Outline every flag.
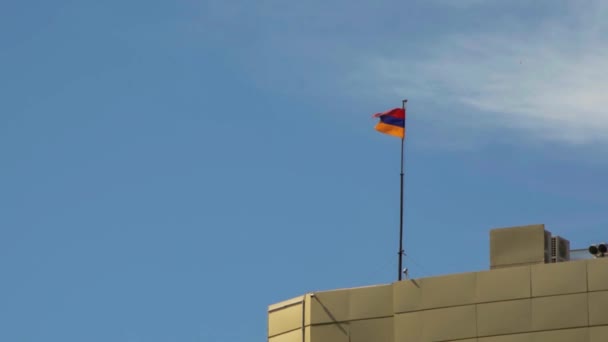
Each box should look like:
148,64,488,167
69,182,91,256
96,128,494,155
373,108,405,138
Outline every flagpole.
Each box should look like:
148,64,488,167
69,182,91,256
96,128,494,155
398,99,407,281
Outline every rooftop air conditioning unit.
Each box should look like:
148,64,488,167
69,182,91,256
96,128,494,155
544,230,552,263
551,236,570,263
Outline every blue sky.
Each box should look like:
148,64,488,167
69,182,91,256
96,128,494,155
2,0,608,341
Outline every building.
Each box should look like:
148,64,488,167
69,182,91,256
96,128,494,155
267,224,608,342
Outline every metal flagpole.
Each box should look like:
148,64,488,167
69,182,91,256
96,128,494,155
398,99,407,281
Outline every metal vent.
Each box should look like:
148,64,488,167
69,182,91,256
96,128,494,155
544,230,552,263
550,236,570,263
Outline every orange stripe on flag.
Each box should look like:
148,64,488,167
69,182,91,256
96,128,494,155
375,122,405,139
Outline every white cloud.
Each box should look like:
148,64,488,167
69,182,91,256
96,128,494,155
365,3,608,144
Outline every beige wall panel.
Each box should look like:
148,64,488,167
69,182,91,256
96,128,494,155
269,329,302,342
422,305,477,341
396,306,477,341
423,272,477,310
531,260,587,297
308,323,349,342
420,272,478,310
350,317,393,342
480,329,590,342
304,294,312,326
269,296,305,312
588,291,608,326
588,258,608,291
530,328,589,342
590,325,608,342
393,279,422,313
393,311,423,342
490,224,546,268
394,272,477,313
268,303,303,337
479,333,533,342
476,266,531,303
309,289,350,324
349,285,393,320
532,293,588,331
477,299,532,336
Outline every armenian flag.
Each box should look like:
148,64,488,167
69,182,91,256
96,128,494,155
373,108,406,139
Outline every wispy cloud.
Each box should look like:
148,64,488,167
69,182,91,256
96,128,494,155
365,2,608,144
